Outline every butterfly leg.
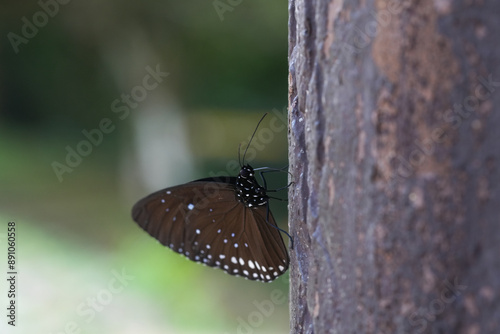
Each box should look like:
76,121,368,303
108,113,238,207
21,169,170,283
266,182,294,193
265,201,294,250
254,166,293,192
268,196,287,201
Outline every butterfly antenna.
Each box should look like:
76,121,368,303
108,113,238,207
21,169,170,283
242,113,268,164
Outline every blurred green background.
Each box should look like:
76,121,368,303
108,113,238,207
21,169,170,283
0,1,290,333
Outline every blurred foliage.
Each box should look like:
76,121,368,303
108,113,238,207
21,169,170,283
0,1,289,333
0,0,288,129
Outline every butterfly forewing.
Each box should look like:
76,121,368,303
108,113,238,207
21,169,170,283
132,177,289,282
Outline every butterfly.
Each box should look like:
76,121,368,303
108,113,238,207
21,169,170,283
131,114,290,282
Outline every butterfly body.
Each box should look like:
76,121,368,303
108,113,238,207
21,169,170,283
236,165,267,208
132,164,289,282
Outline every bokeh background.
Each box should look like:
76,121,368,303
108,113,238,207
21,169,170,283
0,1,290,333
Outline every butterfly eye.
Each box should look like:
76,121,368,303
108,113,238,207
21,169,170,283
239,165,254,179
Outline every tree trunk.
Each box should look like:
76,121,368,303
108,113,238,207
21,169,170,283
287,0,500,333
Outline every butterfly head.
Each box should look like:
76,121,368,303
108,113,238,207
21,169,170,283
239,164,254,179
236,165,267,208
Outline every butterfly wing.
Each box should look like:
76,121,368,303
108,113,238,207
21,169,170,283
233,206,289,281
132,179,289,282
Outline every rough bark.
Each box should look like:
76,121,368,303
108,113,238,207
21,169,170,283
288,0,500,333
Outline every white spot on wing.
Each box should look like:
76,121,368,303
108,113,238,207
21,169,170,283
195,229,201,234
187,203,195,210
219,254,226,259
248,260,255,269
239,258,244,266
231,257,237,264
279,265,285,271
